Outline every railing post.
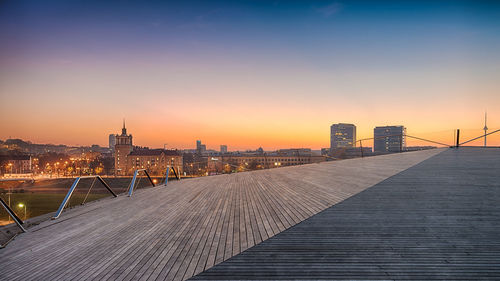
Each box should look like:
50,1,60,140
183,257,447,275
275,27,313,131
53,177,81,219
127,170,139,197
0,197,26,232
456,129,460,148
96,176,117,197
127,169,157,197
143,170,155,187
399,134,403,153
171,166,180,180
165,166,170,185
359,140,364,158
52,176,117,219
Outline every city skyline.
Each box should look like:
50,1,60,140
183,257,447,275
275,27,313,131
1,2,500,279
1,1,500,149
2,117,497,151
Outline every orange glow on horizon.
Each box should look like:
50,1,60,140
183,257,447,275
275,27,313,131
1,110,499,150
1,55,499,150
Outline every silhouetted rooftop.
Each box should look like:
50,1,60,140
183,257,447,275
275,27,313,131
129,148,182,156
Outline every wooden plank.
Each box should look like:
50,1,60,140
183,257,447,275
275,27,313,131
0,149,444,281
191,148,500,280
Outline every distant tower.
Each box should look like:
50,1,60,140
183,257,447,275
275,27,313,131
108,134,116,151
483,112,488,147
220,145,228,154
115,119,133,175
196,140,206,155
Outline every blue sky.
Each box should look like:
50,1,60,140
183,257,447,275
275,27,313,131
2,1,499,63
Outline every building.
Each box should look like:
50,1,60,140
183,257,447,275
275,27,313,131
126,149,183,176
108,134,116,150
220,145,228,154
0,155,32,176
277,148,313,156
112,121,183,176
182,152,207,176
330,123,356,150
330,147,373,159
196,140,206,155
207,152,326,174
373,126,406,153
114,121,133,175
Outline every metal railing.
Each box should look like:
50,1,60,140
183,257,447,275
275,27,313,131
127,169,155,197
0,197,26,232
1,127,496,232
457,128,500,147
357,133,405,157
164,166,180,186
350,133,451,158
353,128,499,152
52,176,117,219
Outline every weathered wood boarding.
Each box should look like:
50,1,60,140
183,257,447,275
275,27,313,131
192,148,500,280
0,149,443,280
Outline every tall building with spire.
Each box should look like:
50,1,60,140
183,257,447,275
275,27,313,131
115,120,133,175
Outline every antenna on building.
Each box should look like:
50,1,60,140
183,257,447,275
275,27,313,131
483,111,488,147
122,118,127,135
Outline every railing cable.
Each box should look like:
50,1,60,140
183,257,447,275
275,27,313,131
405,135,451,147
82,176,97,205
52,176,117,219
459,128,500,146
127,169,156,197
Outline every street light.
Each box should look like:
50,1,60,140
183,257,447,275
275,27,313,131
6,163,13,208
18,203,27,220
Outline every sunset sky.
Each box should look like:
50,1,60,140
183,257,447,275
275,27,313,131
1,0,499,150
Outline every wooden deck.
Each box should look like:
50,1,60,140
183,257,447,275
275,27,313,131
0,149,442,281
192,148,500,280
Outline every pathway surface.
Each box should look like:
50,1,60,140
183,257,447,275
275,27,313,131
192,148,500,280
0,149,443,281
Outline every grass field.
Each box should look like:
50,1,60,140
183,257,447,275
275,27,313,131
0,193,110,224
0,176,164,225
